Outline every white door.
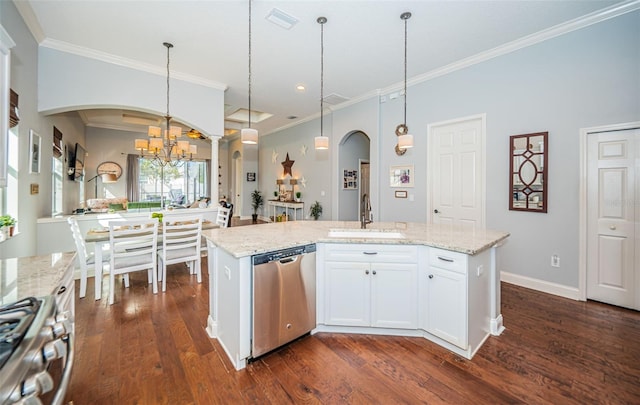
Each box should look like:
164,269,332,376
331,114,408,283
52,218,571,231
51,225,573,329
429,115,485,229
586,129,639,310
234,156,243,217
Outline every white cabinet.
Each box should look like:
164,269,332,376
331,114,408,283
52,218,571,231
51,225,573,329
424,265,467,348
421,247,468,349
323,244,418,329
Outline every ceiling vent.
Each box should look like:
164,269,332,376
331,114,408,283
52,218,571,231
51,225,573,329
265,8,299,30
323,93,350,105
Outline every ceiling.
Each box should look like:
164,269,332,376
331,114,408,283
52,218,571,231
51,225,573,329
16,0,623,138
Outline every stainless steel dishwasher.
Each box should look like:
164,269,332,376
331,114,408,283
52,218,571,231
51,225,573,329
252,244,316,358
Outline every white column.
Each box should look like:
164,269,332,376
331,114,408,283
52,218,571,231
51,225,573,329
210,135,220,204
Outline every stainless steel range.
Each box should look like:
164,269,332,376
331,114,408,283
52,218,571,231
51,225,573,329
0,295,74,405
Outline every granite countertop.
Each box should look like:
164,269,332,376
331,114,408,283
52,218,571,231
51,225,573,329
202,221,509,258
0,252,76,306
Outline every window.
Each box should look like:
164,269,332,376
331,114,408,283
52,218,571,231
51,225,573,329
1,127,18,224
52,156,63,215
138,158,208,205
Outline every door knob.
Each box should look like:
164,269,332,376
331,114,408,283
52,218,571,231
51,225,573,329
610,225,616,230
434,209,439,214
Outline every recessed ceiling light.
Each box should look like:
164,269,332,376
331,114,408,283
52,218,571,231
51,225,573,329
295,84,306,92
265,8,299,30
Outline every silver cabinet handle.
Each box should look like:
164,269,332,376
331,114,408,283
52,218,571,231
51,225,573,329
363,252,378,255
437,256,454,263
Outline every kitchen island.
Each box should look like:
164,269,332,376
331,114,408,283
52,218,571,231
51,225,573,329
203,221,509,370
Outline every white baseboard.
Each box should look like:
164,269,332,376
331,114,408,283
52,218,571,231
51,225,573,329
501,271,581,301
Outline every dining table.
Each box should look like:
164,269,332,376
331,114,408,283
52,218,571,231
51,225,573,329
84,219,218,300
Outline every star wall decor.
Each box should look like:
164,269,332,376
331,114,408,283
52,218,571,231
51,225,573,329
300,176,307,188
271,150,278,164
300,144,308,156
281,153,295,177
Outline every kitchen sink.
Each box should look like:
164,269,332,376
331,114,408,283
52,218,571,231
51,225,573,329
327,229,405,239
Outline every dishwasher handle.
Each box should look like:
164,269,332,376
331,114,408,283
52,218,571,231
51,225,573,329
278,256,299,265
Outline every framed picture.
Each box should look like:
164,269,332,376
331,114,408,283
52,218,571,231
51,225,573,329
390,165,414,188
395,190,408,198
29,130,41,174
343,169,358,190
247,172,256,182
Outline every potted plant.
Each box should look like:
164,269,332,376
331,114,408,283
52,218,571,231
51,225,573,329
309,201,322,220
295,191,302,202
251,189,264,224
0,215,16,237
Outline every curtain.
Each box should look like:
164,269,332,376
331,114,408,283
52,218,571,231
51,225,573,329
9,89,19,128
52,126,63,158
126,154,140,202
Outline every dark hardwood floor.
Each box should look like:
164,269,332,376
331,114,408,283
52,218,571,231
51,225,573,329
66,256,640,404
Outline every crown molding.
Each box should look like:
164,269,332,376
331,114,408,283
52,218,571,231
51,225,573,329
265,1,640,137
12,0,45,43
379,0,640,96
39,38,228,91
0,24,16,51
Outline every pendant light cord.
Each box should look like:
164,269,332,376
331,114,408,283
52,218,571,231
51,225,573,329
166,42,171,119
248,0,252,129
403,15,408,127
320,18,324,138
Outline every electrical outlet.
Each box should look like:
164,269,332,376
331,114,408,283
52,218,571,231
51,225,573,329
551,255,560,268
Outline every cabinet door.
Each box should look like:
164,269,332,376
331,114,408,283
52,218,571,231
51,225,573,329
371,263,418,329
325,261,371,326
426,266,468,348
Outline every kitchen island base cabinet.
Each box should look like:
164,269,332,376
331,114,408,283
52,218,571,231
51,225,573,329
318,244,495,360
206,244,252,371
322,244,419,330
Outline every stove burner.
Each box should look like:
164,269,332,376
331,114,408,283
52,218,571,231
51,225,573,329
0,297,40,369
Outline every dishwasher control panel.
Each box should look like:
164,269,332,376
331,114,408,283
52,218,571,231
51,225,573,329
252,244,316,266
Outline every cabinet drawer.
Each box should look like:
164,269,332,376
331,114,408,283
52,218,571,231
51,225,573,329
429,247,467,274
324,243,418,263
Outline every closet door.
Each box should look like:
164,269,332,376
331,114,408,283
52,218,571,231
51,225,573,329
586,129,640,310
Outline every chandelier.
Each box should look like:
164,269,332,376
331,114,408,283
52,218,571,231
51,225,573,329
134,42,196,165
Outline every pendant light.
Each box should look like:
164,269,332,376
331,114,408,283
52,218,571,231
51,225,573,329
396,12,414,154
241,0,258,144
314,16,329,150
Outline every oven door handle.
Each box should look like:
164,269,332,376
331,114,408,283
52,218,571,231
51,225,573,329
51,332,74,405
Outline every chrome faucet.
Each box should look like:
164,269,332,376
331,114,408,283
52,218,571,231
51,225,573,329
361,193,372,229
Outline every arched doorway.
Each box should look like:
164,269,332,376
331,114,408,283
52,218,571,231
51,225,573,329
338,131,370,221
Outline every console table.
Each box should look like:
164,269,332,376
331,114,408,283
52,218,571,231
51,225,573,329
267,200,304,221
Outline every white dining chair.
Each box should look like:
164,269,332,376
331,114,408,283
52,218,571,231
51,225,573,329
216,206,231,228
108,219,159,305
157,214,203,292
67,217,113,299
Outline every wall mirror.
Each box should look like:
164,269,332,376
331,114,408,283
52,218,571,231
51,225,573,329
509,131,548,212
